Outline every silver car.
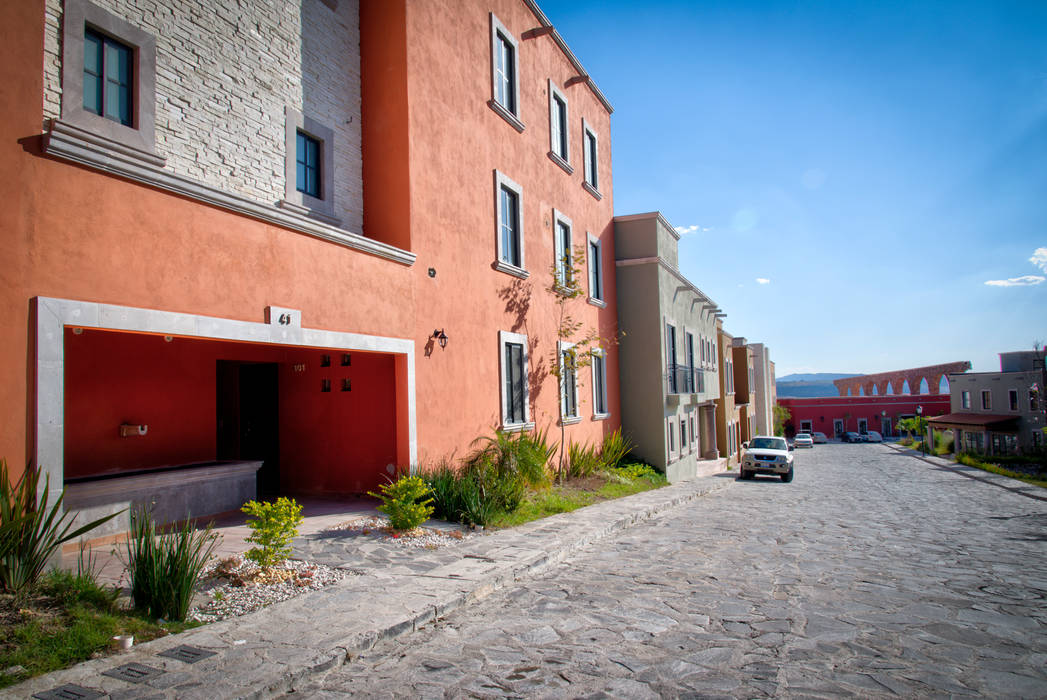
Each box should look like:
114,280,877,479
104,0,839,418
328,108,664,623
739,436,794,482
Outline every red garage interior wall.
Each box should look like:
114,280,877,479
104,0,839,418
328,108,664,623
777,396,951,438
63,328,398,494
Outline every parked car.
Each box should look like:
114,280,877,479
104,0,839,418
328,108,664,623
812,432,828,444
739,435,794,482
840,431,862,443
864,430,883,442
793,433,814,448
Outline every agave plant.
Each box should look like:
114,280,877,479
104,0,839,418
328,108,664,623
0,460,121,598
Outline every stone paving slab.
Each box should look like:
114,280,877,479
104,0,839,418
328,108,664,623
883,442,1047,502
4,474,733,699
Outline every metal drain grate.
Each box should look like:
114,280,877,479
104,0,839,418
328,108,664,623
158,644,217,664
101,662,165,684
32,684,104,700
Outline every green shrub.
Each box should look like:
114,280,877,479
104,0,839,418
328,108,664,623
125,509,218,621
599,428,634,469
567,441,602,477
241,497,304,570
0,460,121,598
614,462,660,482
369,475,434,531
424,461,462,522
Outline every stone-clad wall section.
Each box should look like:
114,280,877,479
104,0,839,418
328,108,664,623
43,0,363,232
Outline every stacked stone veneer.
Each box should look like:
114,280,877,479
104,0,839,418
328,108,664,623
43,0,363,233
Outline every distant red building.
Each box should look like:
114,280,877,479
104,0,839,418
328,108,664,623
778,395,951,439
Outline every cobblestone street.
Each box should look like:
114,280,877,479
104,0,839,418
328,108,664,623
291,444,1047,698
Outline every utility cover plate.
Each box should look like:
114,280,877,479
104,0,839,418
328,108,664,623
101,662,165,684
158,644,217,664
32,684,105,700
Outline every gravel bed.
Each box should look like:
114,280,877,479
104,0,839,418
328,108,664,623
188,516,474,623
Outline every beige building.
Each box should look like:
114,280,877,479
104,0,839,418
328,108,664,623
749,342,776,436
928,350,1046,455
715,322,742,466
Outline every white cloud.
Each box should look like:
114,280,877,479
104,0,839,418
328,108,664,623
1031,247,1047,273
984,275,1045,287
755,277,771,285
673,224,703,236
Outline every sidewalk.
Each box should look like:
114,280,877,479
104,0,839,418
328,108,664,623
882,442,1047,502
5,473,735,699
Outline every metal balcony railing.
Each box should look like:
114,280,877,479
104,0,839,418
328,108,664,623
667,364,705,394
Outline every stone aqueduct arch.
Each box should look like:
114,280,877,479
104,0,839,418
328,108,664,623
833,361,971,397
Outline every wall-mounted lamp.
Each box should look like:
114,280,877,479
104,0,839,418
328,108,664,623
916,405,923,415
881,410,887,417
163,335,173,343
72,327,83,335
432,329,449,349
119,423,148,437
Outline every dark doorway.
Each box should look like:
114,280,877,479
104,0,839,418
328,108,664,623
217,361,280,497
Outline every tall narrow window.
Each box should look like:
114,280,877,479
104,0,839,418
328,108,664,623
553,210,573,289
296,131,322,198
961,390,971,409
495,33,515,113
500,186,521,266
1009,389,1019,411
592,350,608,417
83,28,133,126
561,346,578,419
582,121,599,194
685,332,695,392
666,323,678,393
499,331,531,429
549,82,569,165
981,390,991,410
1031,390,1039,412
588,237,603,302
505,342,525,424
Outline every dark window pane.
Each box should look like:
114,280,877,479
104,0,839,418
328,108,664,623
296,131,322,198
505,343,525,424
83,31,103,116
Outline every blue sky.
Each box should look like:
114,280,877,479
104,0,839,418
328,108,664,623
540,0,1047,376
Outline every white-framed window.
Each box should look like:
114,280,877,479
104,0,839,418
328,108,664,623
961,390,971,409
800,420,812,433
60,0,158,155
494,170,527,277
591,348,609,419
690,411,698,447
582,118,600,198
489,14,523,132
1009,389,1019,411
499,331,533,431
981,390,992,410
586,233,604,305
668,419,676,459
553,209,573,290
548,79,571,171
282,108,338,224
559,341,580,422
680,416,688,451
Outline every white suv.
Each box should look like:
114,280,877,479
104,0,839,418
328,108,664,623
740,435,794,482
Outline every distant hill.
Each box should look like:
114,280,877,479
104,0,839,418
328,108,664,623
777,373,859,383
776,373,860,398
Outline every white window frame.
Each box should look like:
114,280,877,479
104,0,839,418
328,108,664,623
60,0,158,156
499,330,533,432
559,341,581,424
581,118,601,199
586,232,605,306
667,418,677,461
591,348,609,419
553,209,574,291
489,13,523,132
680,415,689,452
800,420,812,433
961,390,971,409
981,390,992,410
493,170,527,278
547,79,572,172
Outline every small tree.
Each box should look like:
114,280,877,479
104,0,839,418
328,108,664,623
772,405,791,437
548,244,611,482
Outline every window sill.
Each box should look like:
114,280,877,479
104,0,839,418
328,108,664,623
591,413,610,421
547,151,573,175
501,421,535,434
495,260,530,279
277,199,342,227
587,297,606,308
560,415,583,426
488,100,525,133
582,181,602,200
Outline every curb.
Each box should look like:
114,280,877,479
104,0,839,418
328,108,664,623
5,475,734,699
882,442,1047,503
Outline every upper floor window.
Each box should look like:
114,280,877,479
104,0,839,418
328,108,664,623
1031,389,1040,412
961,390,971,409
553,209,573,290
489,14,523,132
1009,389,1019,411
981,390,991,410
296,131,322,198
61,0,158,154
83,29,132,126
582,119,600,198
494,170,526,277
548,80,571,171
587,234,604,305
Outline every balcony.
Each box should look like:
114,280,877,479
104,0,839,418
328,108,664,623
667,364,705,395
